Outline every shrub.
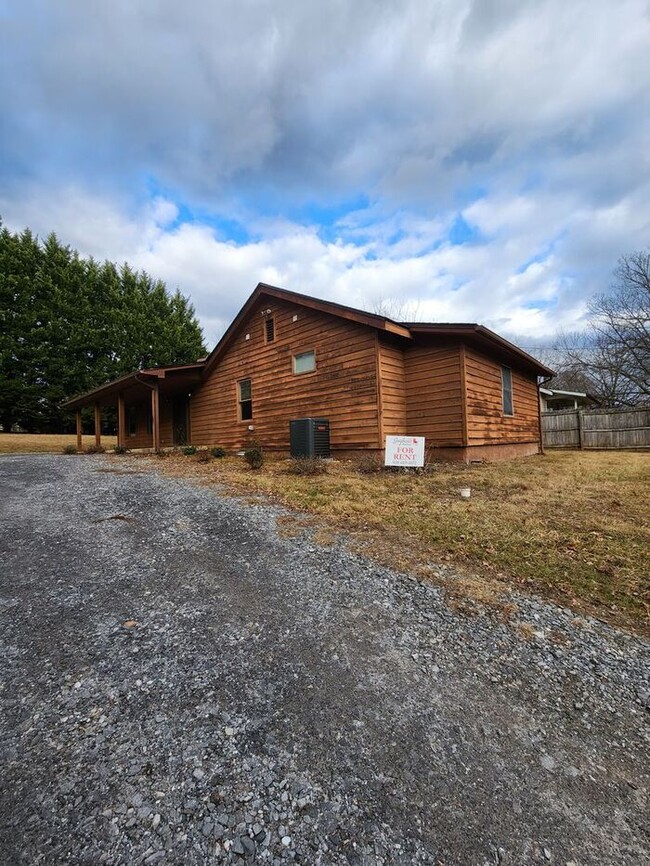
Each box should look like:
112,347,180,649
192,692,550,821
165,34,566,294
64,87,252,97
195,450,212,463
356,455,382,474
243,441,264,470
85,444,106,455
113,445,129,455
182,445,197,456
286,456,328,476
62,444,77,455
210,446,227,458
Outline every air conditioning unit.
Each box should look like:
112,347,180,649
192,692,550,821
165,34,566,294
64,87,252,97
289,418,330,458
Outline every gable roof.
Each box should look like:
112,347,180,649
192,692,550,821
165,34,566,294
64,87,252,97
203,282,554,377
63,282,553,409
202,282,412,375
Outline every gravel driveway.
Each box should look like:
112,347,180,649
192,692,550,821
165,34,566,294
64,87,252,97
1,454,648,866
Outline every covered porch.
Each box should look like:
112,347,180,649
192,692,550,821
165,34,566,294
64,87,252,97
62,363,205,451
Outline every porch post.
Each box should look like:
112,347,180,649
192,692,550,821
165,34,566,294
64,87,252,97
117,394,126,448
76,411,83,452
151,383,161,452
94,403,102,447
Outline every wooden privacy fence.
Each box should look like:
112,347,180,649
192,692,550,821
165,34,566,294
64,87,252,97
542,407,650,450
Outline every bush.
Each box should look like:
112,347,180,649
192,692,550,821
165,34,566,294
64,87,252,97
243,442,264,470
85,444,106,454
210,446,227,458
195,450,212,463
182,445,197,456
286,456,328,476
62,444,77,455
113,445,129,455
356,455,382,474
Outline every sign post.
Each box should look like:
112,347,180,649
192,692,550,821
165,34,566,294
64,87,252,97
384,435,425,468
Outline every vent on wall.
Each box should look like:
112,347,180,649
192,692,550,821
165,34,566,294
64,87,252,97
265,317,275,343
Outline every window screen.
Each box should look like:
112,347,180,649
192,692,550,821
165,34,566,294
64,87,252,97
293,351,316,374
238,379,253,420
502,366,513,415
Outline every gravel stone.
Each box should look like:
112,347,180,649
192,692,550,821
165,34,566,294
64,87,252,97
1,454,648,866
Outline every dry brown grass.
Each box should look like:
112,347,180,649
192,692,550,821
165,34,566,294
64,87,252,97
0,433,118,454
129,449,649,633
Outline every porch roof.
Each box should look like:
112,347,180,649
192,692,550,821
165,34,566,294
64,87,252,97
62,363,205,410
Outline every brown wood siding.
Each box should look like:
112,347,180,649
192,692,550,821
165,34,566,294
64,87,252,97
121,398,174,449
190,299,381,451
158,399,174,447
464,347,540,444
124,401,152,449
404,342,464,445
377,339,407,437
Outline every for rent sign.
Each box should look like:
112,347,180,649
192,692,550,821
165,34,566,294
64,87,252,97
384,435,425,467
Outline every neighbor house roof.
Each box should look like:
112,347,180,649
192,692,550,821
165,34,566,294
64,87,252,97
540,387,598,402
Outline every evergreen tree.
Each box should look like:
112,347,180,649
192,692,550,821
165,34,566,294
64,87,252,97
0,221,206,432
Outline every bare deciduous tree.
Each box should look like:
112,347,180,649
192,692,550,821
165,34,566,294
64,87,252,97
555,251,650,407
372,297,424,322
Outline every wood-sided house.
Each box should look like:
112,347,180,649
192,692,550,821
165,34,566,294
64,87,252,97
63,283,553,461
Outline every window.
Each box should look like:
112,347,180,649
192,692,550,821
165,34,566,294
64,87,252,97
127,405,138,436
501,366,513,415
293,350,316,374
238,378,253,420
264,317,275,343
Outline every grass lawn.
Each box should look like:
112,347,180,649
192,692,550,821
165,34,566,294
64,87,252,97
0,433,117,453
141,449,649,633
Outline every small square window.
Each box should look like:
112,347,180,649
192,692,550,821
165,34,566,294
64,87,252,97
238,378,253,420
502,366,513,415
293,350,316,374
264,317,275,343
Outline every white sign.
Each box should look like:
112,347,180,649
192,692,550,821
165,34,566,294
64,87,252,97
384,435,425,467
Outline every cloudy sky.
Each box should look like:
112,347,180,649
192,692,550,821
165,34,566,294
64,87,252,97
1,0,649,349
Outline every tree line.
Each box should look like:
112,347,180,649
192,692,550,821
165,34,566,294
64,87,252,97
0,222,206,433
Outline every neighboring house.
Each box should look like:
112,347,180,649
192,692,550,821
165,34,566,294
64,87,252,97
540,387,598,412
63,283,553,462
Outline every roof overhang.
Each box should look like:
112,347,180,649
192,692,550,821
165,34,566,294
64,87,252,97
62,363,205,410
540,388,587,398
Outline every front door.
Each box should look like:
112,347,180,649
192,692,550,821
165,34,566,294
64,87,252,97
172,396,189,446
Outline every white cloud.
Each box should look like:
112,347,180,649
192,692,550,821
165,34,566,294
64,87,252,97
0,0,649,353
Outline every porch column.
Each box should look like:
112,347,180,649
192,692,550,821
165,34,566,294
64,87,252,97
94,403,102,447
151,383,161,452
117,394,126,448
76,411,83,452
